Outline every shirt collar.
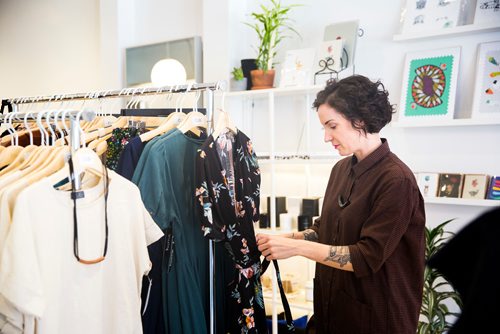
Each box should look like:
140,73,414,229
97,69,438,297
350,138,390,178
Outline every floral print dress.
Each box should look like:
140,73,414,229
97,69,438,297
105,127,142,171
195,129,266,333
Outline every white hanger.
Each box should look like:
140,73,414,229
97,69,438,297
177,84,208,135
23,111,34,146
45,109,58,145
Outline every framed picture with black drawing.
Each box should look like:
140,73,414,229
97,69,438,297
473,0,500,25
471,41,500,119
461,174,489,199
398,47,460,124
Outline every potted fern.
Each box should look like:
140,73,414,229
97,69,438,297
418,219,463,334
230,67,247,91
245,0,300,89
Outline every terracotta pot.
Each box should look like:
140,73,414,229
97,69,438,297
250,69,275,90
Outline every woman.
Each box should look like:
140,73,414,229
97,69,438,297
256,75,425,334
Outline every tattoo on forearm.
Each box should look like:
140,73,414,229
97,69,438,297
324,246,351,267
303,229,319,242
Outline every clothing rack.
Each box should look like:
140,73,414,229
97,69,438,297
1,83,218,114
1,82,219,334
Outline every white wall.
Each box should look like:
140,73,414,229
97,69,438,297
217,0,500,232
0,0,101,97
0,0,498,229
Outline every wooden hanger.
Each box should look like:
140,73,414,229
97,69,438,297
0,145,39,177
140,112,186,142
177,111,207,136
48,147,107,192
211,109,237,139
0,146,24,169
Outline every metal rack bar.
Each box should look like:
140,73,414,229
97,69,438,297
1,83,219,114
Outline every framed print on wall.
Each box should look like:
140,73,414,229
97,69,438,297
400,0,461,34
398,47,460,123
473,0,500,25
471,41,500,119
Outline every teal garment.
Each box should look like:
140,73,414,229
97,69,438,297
132,128,176,182
133,129,209,334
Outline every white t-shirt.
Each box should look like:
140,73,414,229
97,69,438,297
0,170,163,334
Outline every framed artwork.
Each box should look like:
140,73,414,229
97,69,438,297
399,47,460,123
323,20,359,69
487,176,500,200
473,0,500,25
471,41,500,119
401,0,461,34
461,174,489,199
319,39,344,72
417,172,439,197
279,48,316,88
437,173,463,198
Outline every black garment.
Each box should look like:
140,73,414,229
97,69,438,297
196,130,267,333
140,235,166,334
427,207,500,334
116,136,145,181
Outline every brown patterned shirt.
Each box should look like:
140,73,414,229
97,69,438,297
310,138,425,334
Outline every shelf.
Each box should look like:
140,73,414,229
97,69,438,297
222,85,323,97
391,118,500,128
258,159,339,165
264,291,313,312
424,197,500,207
393,21,500,41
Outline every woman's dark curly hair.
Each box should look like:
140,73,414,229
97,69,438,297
312,75,395,134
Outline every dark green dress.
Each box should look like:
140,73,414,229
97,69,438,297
133,129,209,334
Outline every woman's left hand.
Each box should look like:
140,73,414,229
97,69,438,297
256,233,300,260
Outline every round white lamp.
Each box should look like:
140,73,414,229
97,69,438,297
150,58,187,86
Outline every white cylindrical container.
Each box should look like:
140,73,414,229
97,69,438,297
279,213,293,232
305,280,314,302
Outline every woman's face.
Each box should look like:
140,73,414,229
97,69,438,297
317,103,364,157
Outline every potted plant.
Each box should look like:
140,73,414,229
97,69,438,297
245,0,300,89
418,219,462,334
230,66,247,92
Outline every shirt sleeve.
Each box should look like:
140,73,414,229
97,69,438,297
0,191,45,318
348,177,421,278
143,207,164,246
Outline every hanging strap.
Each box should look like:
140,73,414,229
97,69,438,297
261,259,295,333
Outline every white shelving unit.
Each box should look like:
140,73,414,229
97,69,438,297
424,197,500,207
393,21,500,42
224,84,324,98
225,85,323,332
392,118,500,128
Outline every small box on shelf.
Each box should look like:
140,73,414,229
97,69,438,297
267,196,287,227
